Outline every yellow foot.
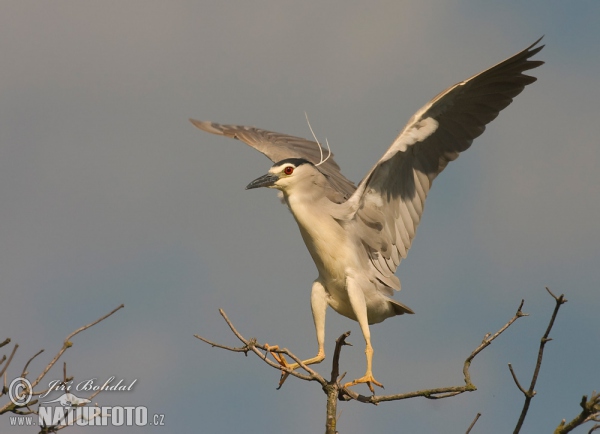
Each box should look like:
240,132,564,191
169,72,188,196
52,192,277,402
343,372,384,394
264,344,324,389
264,344,298,388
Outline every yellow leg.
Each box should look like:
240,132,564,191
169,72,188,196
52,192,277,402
343,339,383,393
343,275,384,393
266,280,329,388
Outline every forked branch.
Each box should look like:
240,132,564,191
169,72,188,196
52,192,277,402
553,391,600,434
195,299,526,431
509,288,567,433
195,309,327,386
0,304,124,417
339,300,527,405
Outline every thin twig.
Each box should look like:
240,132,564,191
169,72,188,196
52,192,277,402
0,344,18,378
198,302,525,407
21,349,45,378
554,392,600,434
195,310,326,386
508,363,528,395
512,289,566,434
330,331,351,384
466,412,482,434
463,300,527,388
31,304,125,389
218,308,324,383
193,335,253,354
0,305,124,415
337,299,527,404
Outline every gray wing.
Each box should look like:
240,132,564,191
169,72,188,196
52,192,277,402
189,119,357,199
348,38,544,291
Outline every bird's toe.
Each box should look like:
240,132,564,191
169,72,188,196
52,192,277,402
343,373,384,394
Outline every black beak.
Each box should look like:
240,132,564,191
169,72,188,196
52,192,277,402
245,173,278,190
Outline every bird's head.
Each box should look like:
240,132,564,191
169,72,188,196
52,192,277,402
245,158,321,194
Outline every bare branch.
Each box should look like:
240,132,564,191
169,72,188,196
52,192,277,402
466,412,482,434
336,299,527,404
31,304,124,389
0,304,124,416
330,331,351,384
545,286,566,303
198,301,525,408
193,335,253,354
324,332,352,434
512,288,566,434
215,309,325,383
508,363,528,395
463,300,527,388
197,290,595,433
195,310,326,386
554,391,600,434
0,344,18,379
21,349,45,378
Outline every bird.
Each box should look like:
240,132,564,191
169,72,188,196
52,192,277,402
190,38,544,393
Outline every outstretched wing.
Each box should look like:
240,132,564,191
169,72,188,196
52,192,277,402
190,120,357,199
348,38,544,290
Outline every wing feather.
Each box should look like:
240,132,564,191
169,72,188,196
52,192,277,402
190,120,357,199
348,38,544,292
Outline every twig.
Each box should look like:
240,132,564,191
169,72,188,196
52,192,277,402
193,335,253,354
330,331,351,384
31,304,125,389
0,344,18,379
463,300,527,388
197,300,525,409
194,309,326,386
324,332,351,434
0,304,124,415
339,299,527,404
21,349,44,378
511,288,566,434
553,392,600,434
508,363,527,395
466,412,482,434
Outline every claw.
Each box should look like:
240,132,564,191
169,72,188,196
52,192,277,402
264,343,283,363
343,373,384,394
263,343,325,389
264,344,294,388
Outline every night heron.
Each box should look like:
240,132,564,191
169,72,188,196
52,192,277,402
191,38,543,392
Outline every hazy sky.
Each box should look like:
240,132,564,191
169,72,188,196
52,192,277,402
1,1,598,433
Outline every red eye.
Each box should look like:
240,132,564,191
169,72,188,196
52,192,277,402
284,166,294,175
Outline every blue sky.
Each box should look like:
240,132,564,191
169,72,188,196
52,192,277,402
1,1,598,433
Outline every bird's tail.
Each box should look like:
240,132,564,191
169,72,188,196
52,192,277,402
389,298,414,315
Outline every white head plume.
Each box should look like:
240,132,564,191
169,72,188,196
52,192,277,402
304,112,331,167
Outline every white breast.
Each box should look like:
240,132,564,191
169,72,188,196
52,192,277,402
286,195,350,282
